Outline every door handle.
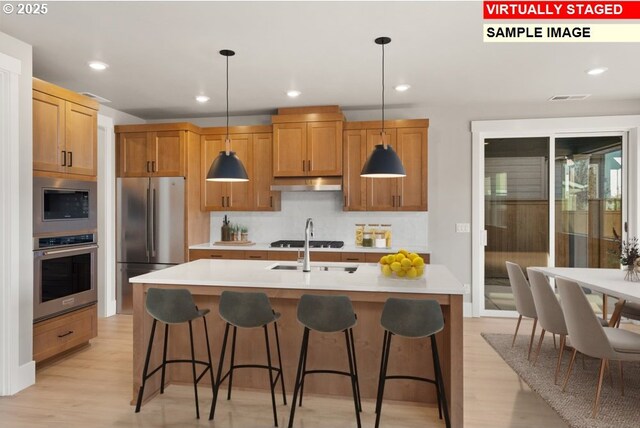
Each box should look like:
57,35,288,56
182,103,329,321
146,188,151,257
68,151,73,167
151,188,157,257
43,245,98,256
61,150,67,167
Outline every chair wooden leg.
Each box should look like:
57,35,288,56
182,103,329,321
605,359,613,388
527,318,538,361
553,333,557,349
619,361,624,396
610,299,625,328
554,335,566,385
533,329,545,366
512,315,523,347
592,359,607,418
562,348,578,392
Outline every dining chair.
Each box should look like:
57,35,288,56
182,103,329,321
557,277,640,417
615,300,640,327
527,268,568,383
506,262,538,360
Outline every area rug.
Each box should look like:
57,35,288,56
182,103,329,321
482,333,640,428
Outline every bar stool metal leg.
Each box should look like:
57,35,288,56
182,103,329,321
160,324,169,394
188,320,200,418
227,326,237,400
375,330,388,415
344,330,362,428
298,337,308,407
209,322,230,421
431,335,451,428
349,328,362,412
135,318,158,413
288,327,309,428
274,321,287,405
202,315,216,397
374,331,392,428
264,325,279,427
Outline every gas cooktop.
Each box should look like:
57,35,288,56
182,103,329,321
270,240,344,249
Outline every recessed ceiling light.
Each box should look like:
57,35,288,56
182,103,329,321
287,90,301,98
88,61,108,71
586,67,608,76
195,95,210,103
394,84,411,92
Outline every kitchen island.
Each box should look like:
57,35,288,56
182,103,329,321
131,259,464,427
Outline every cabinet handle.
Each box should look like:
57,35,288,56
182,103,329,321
302,160,306,172
398,195,401,207
210,254,223,258
391,196,395,207
152,160,156,172
68,151,73,167
226,196,230,207
248,255,262,259
221,196,225,207
57,330,74,338
345,258,360,261
344,195,347,207
270,196,273,208
307,160,311,171
146,161,151,173
61,150,67,166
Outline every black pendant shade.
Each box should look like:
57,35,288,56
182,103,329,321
360,144,406,177
206,49,250,182
206,150,249,182
361,36,406,178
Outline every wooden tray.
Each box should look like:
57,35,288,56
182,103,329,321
213,241,256,246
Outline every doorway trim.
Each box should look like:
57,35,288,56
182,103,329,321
472,116,640,318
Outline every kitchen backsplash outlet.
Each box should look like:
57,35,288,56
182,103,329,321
208,192,428,248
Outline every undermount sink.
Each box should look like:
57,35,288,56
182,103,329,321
270,264,358,273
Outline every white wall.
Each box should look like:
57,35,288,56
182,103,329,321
99,104,146,125
0,31,34,390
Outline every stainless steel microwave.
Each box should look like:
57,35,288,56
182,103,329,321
33,177,97,236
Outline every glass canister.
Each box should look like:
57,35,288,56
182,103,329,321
381,224,392,248
363,224,375,248
355,224,365,247
374,228,386,248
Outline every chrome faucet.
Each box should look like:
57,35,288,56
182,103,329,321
303,218,314,272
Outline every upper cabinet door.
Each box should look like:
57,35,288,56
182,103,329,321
227,134,253,210
343,130,367,211
120,132,150,177
365,129,398,211
150,131,185,176
273,123,307,177
253,133,279,211
307,121,342,176
33,91,65,173
201,134,227,210
397,127,428,211
64,102,97,176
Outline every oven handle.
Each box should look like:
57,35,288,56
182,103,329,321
42,245,98,256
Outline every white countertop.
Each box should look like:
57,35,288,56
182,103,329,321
189,242,429,254
130,259,463,295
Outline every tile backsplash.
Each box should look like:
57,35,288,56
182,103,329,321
209,192,428,248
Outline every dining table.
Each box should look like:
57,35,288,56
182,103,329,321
531,267,640,326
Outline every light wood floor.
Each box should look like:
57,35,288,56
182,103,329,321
0,315,568,428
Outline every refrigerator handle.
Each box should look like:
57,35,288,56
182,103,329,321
151,187,157,257
145,187,151,257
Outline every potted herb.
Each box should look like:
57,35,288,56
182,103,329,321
241,226,248,242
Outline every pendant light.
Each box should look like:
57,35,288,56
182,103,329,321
360,37,406,178
206,49,249,182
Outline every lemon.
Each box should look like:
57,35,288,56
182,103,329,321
395,253,406,262
412,257,425,268
416,267,424,276
400,258,412,269
390,262,402,272
396,270,407,277
386,255,396,265
379,255,389,265
398,249,409,257
406,267,418,278
408,253,418,261
382,265,392,276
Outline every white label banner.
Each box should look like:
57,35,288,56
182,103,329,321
484,24,640,42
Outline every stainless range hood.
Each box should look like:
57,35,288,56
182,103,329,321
270,177,342,192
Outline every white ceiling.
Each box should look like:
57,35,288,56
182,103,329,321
2,1,639,119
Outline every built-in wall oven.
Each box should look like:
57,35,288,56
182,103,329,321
33,177,97,236
33,233,98,322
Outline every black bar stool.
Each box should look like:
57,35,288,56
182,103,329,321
135,288,215,419
375,297,450,428
209,291,286,426
288,294,362,428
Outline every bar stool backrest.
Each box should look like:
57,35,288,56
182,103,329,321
297,294,356,333
527,269,567,336
145,288,202,324
506,261,537,319
381,298,443,338
219,290,277,328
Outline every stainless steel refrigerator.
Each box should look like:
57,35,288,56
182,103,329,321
116,177,185,314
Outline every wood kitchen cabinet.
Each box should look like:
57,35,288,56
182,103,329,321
33,79,98,178
118,130,185,177
201,126,280,211
272,110,344,177
343,119,429,212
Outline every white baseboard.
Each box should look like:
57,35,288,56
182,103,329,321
10,361,35,395
103,299,117,318
463,302,474,318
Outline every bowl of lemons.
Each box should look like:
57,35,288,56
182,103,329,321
379,249,425,279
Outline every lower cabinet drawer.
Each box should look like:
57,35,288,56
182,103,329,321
245,251,269,260
341,252,367,263
189,249,246,260
33,304,97,363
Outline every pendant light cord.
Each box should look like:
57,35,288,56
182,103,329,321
381,41,386,149
225,54,230,154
